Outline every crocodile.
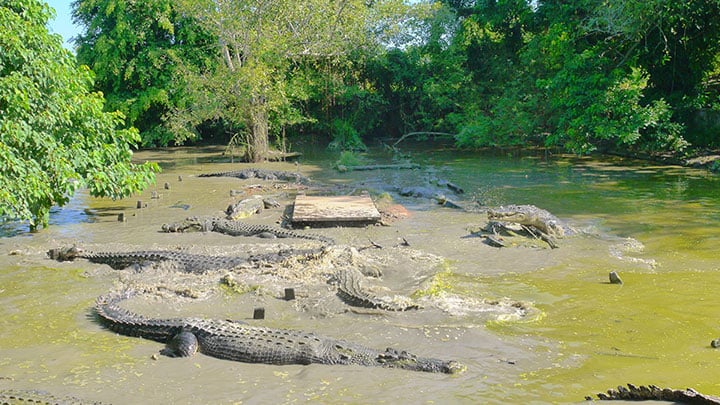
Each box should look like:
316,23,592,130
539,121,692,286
335,268,419,311
586,383,720,403
94,289,463,373
0,389,106,404
199,168,310,184
48,246,324,273
225,195,281,220
48,246,253,273
161,217,335,245
487,204,573,238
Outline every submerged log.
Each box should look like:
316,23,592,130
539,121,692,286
392,131,456,147
337,163,420,172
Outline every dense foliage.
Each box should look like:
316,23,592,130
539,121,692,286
165,0,412,161
447,0,718,153
73,0,217,146
0,0,158,230
70,0,720,154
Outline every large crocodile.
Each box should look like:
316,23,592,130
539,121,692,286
162,217,335,245
48,246,253,273
487,204,573,238
48,246,323,273
586,383,720,403
335,268,419,311
94,289,463,373
199,168,310,184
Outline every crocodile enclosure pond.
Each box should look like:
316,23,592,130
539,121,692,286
2,145,720,403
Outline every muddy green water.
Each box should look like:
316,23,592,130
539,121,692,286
1,145,719,404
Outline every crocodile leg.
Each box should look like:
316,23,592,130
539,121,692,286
162,330,200,357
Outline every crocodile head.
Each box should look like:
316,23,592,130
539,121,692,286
377,348,465,374
47,246,84,261
488,205,537,222
487,204,565,237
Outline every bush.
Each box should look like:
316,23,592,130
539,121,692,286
0,1,158,230
327,118,367,152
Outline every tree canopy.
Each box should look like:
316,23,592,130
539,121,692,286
69,0,720,154
0,0,158,230
73,0,217,146
448,0,711,153
167,0,401,161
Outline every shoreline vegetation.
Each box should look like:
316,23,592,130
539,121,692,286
604,148,720,173
4,0,720,229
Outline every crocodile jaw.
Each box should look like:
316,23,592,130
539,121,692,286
487,209,535,225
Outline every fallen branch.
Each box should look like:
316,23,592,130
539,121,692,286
392,132,456,147
337,163,420,172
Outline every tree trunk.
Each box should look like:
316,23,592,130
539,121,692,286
249,98,269,162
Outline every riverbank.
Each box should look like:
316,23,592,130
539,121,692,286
603,147,720,172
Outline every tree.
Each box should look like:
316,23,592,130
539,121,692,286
366,3,470,137
452,0,688,153
171,0,394,162
0,0,158,230
631,0,720,102
73,0,217,147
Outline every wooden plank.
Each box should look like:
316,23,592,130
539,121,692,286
292,194,381,224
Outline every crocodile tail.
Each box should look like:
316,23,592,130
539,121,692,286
317,235,336,245
588,384,720,403
335,268,418,311
94,289,177,343
94,289,147,326
0,389,107,405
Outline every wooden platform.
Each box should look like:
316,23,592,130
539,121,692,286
292,194,381,226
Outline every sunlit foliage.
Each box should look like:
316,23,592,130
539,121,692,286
0,0,158,230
